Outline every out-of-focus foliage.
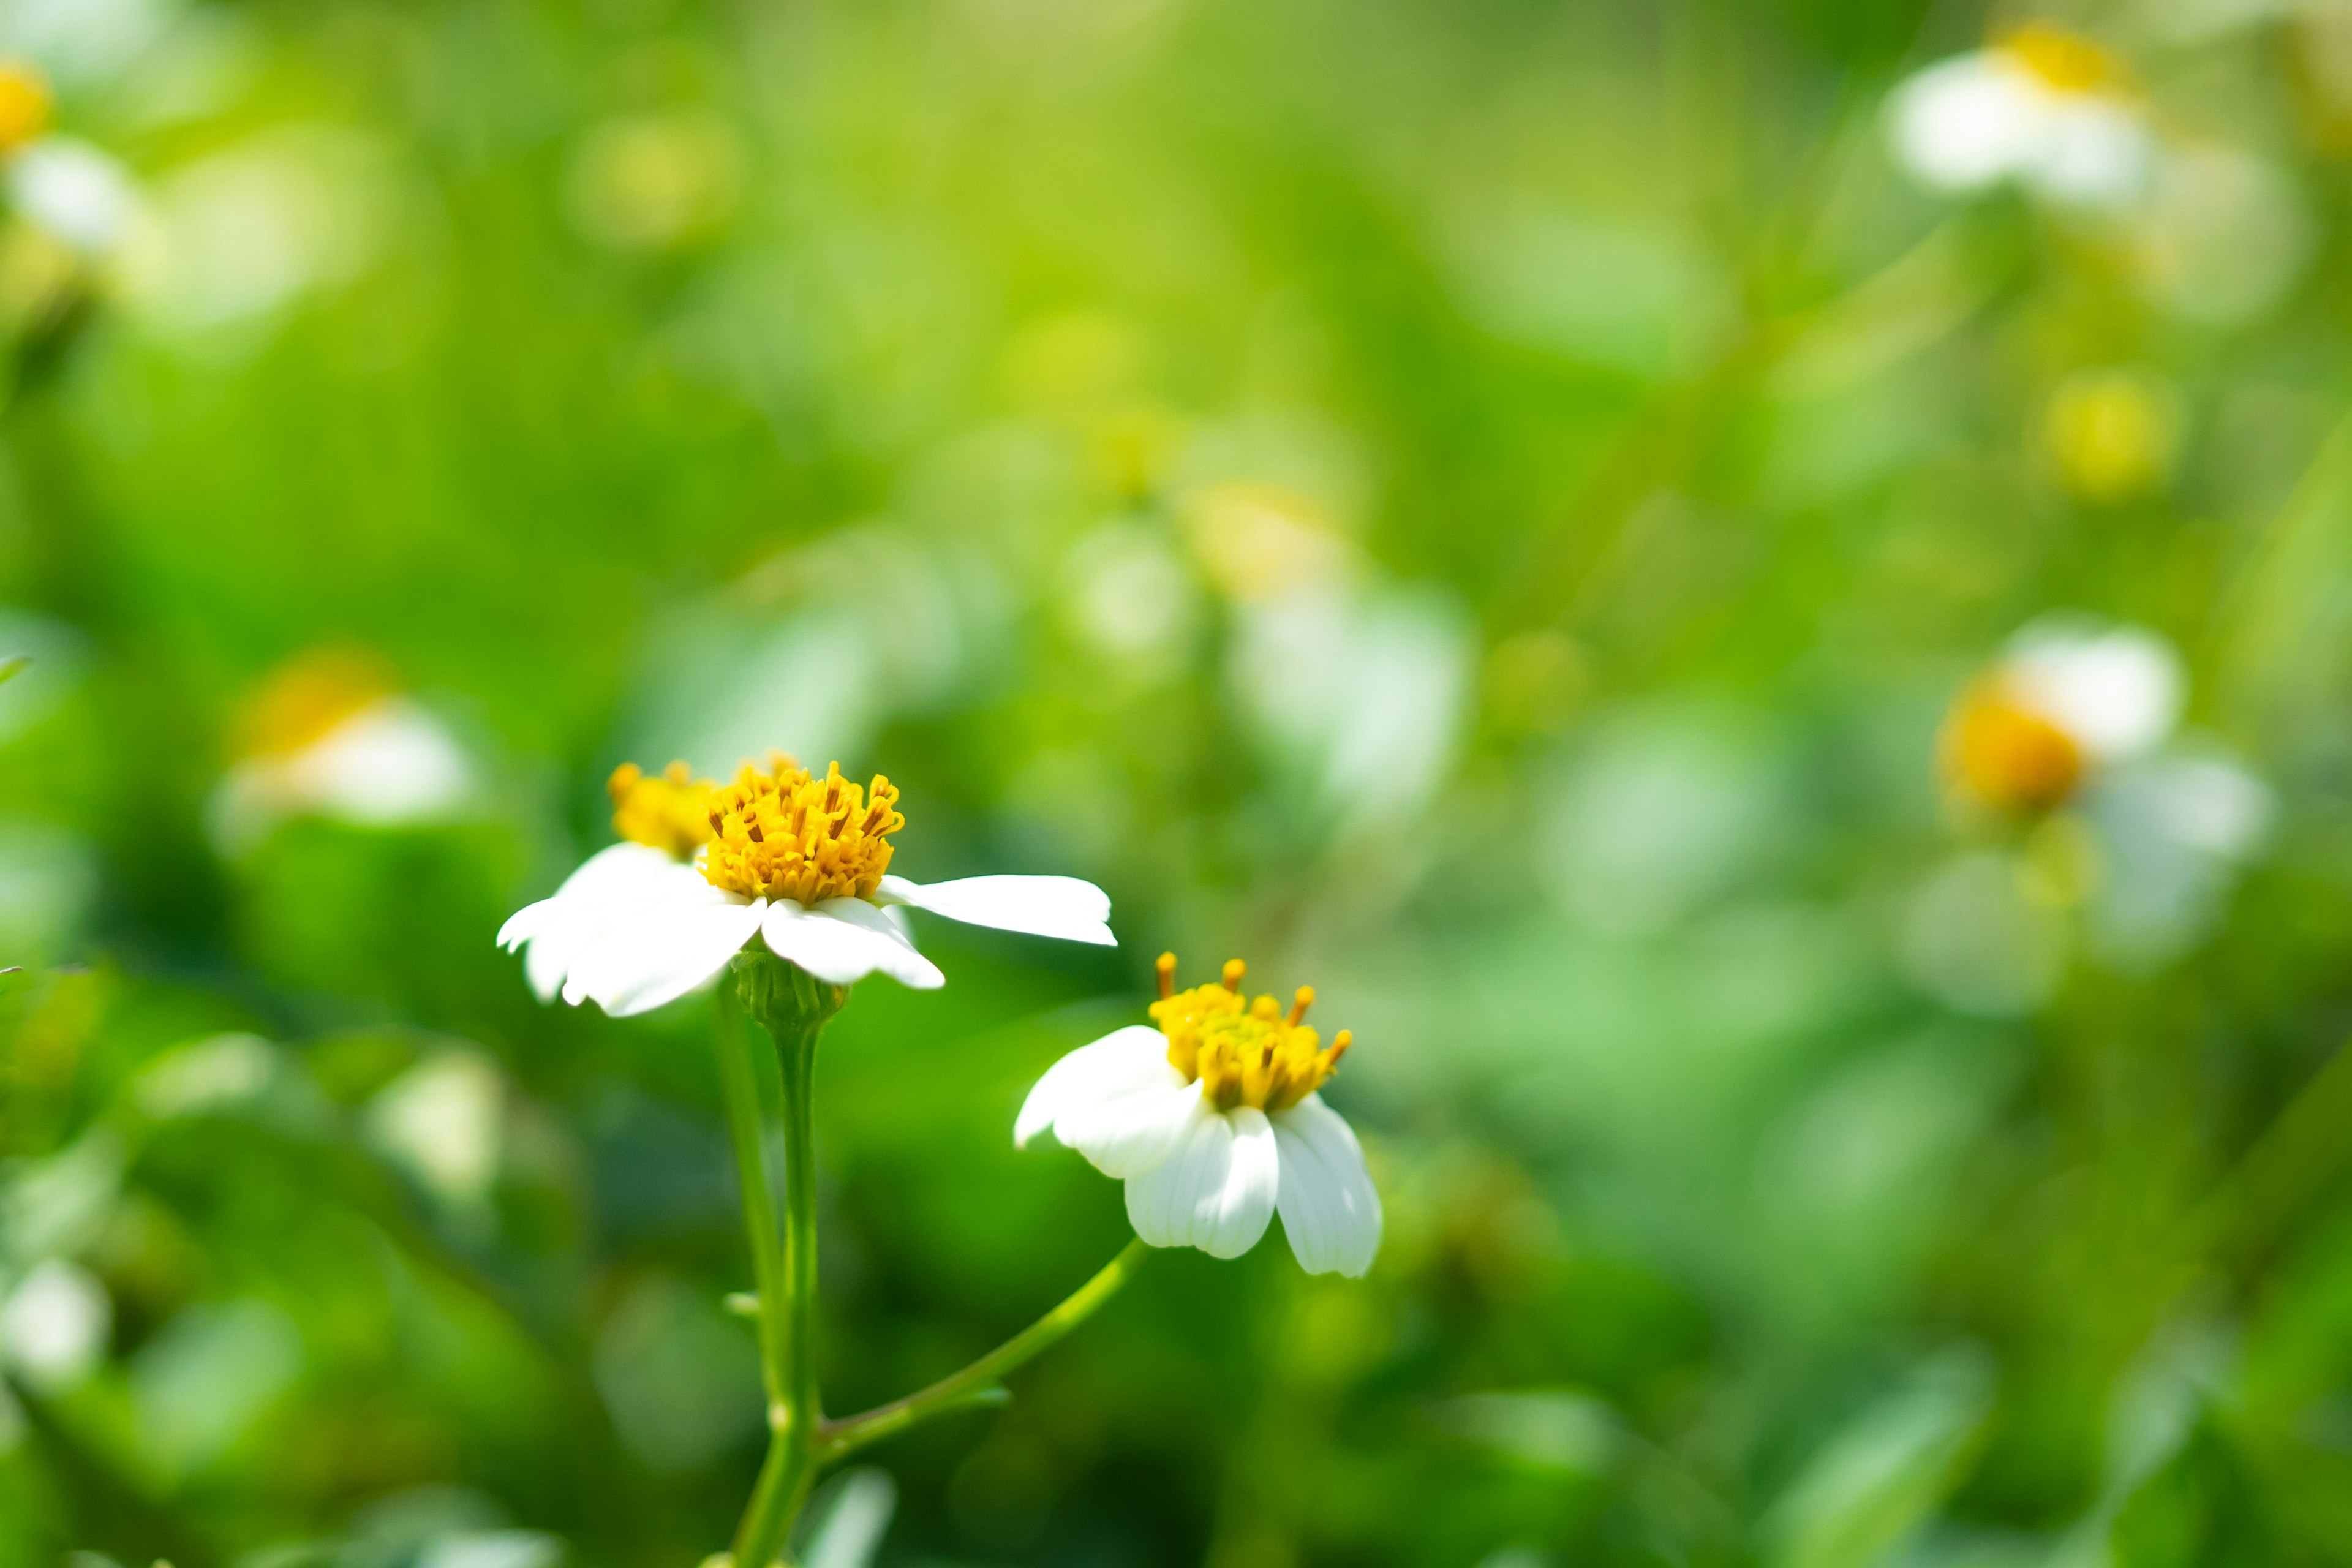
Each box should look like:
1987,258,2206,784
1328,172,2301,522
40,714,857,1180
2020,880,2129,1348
6,0,2352,1564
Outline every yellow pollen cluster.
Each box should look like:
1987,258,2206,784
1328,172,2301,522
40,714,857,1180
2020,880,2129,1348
608,761,717,859
236,648,392,759
2001,23,2118,94
699,756,904,905
0,62,51,158
1940,678,2084,815
1150,954,1352,1115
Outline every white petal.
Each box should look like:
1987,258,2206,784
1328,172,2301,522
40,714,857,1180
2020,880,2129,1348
1123,1102,1280,1259
10,137,139,258
284,699,475,825
1885,53,2048,194
2029,97,2153,210
1015,1025,1178,1147
2005,619,2183,762
760,899,945,990
571,882,764,1017
1272,1094,1383,1278
499,843,684,1001
1063,1080,1200,1179
878,874,1115,946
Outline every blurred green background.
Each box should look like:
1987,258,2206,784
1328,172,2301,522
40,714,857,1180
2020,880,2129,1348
9,0,2352,1563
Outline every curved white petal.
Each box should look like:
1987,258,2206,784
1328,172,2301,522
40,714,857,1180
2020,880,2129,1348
1885,53,2048,194
1272,1094,1383,1278
2006,619,2182,763
1063,1079,1200,1179
499,843,684,1002
1014,1025,1178,1148
878,874,1115,946
761,899,946,990
1124,1102,1280,1259
571,881,764,1017
2029,97,2153,210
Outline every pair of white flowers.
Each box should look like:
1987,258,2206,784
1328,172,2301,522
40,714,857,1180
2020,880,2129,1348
499,756,1382,1277
1887,24,2152,211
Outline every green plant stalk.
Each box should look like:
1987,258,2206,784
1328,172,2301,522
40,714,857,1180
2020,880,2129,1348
820,1238,1149,1461
718,952,1150,1562
726,956,842,1568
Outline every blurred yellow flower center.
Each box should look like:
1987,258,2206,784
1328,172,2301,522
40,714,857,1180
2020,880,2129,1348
0,62,52,157
608,761,717,859
701,758,904,904
236,649,393,759
2001,23,2117,94
1151,954,1352,1115
1942,680,2084,814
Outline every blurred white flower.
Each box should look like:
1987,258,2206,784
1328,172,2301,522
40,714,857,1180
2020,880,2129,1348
504,757,1115,1016
123,125,393,334
1941,618,2182,815
1929,618,2271,986
1061,522,1200,670
134,1032,277,1120
1887,25,2152,210
209,649,475,854
0,58,142,270
367,1052,505,1208
1017,954,1380,1277
0,1258,110,1392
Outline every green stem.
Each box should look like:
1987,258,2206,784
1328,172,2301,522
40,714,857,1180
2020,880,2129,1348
728,957,843,1568
715,986,789,1411
820,1238,1151,1462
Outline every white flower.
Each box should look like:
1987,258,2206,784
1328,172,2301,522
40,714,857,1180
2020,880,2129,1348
1942,617,2184,815
0,1258,110,1392
1016,955,1380,1278
1887,26,2153,211
209,653,475,854
501,757,1115,1016
0,58,143,265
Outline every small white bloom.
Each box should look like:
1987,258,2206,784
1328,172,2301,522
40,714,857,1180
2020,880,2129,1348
1017,956,1380,1278
0,1258,111,1392
503,757,1115,1016
209,652,475,853
1887,26,2153,211
9,135,139,258
1942,616,2184,815
366,1051,505,1207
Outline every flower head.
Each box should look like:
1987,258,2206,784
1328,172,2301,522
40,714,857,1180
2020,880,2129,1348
500,754,1116,1015
1886,23,2151,210
1940,619,2180,816
1017,953,1381,1278
209,647,476,853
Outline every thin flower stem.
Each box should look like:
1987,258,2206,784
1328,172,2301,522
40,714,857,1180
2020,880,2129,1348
819,1238,1151,1462
728,955,842,1568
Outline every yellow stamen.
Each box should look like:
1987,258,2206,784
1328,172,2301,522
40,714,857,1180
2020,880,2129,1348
1940,677,2084,815
609,761,718,859
1150,955,1352,1114
700,756,903,904
0,62,52,159
1155,951,1177,1000
2000,22,2119,94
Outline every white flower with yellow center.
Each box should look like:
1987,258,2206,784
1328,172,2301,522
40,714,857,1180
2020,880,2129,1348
500,755,1115,1016
1887,24,2152,211
0,59,138,264
209,649,475,854
1940,619,2182,816
1017,954,1381,1278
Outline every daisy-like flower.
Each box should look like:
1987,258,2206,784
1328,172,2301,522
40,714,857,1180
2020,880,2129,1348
1940,617,2182,816
500,755,1115,1016
209,649,475,854
1886,23,2153,211
0,58,138,269
1016,954,1381,1278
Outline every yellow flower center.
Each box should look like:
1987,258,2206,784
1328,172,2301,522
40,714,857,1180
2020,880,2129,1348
0,62,52,159
236,648,393,759
1151,954,1352,1115
608,761,718,859
1940,678,2084,815
2000,23,2118,94
699,757,903,904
